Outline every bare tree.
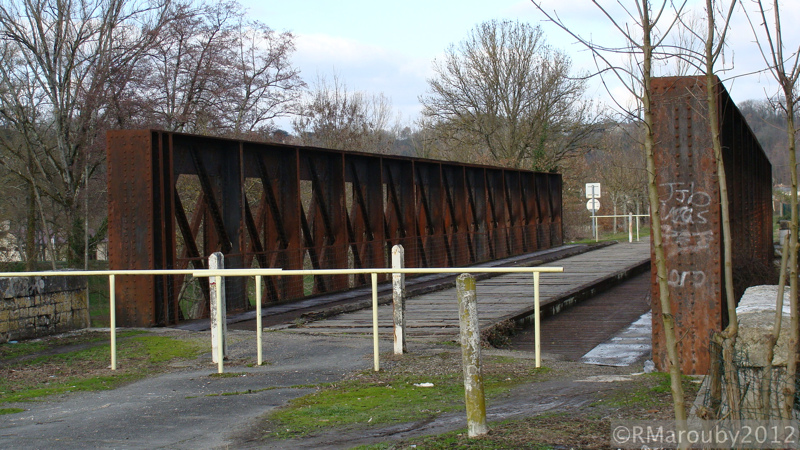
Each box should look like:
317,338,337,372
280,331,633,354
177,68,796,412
0,0,171,266
532,0,690,430
226,15,303,138
420,19,601,171
597,122,648,230
133,0,303,137
292,74,399,154
746,0,800,418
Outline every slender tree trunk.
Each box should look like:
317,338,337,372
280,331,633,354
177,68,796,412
642,4,687,427
84,161,89,270
783,94,798,418
25,181,37,271
25,147,37,270
33,187,57,270
706,70,740,421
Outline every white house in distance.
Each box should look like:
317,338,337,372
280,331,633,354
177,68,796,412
0,220,108,263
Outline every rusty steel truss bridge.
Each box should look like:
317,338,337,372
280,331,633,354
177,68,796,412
107,131,563,327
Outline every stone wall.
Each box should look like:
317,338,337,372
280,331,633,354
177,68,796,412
0,275,88,343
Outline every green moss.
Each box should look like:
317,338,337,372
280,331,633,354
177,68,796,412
0,408,25,415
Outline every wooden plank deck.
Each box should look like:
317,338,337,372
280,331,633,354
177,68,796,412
278,241,651,341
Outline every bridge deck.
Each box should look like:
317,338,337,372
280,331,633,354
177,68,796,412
278,241,651,340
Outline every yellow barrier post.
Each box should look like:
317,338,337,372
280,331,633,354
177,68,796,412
371,272,379,372
534,272,541,368
215,275,224,374
109,274,116,371
256,275,263,366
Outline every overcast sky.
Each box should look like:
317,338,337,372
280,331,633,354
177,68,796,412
242,0,800,130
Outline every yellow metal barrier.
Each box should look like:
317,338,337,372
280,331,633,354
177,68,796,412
193,266,563,373
0,266,562,374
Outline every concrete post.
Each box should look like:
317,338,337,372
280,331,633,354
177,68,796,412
209,252,227,363
628,212,633,243
392,245,406,355
456,274,488,438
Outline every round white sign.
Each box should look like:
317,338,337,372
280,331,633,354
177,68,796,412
586,199,600,211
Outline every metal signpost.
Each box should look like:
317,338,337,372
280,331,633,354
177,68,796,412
585,183,600,241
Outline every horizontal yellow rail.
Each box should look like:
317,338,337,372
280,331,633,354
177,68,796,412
0,265,562,374
193,266,563,372
191,266,563,277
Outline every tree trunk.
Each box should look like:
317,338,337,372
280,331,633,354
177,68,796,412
25,181,37,271
783,95,798,418
642,3,687,427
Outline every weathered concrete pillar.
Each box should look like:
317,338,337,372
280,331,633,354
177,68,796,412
734,285,792,419
392,245,406,355
456,274,488,437
209,252,227,363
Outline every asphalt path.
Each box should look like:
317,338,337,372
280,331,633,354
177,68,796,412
0,332,377,449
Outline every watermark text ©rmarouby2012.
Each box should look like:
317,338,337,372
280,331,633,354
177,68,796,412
611,420,800,449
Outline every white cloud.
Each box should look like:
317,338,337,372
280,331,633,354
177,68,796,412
281,32,434,130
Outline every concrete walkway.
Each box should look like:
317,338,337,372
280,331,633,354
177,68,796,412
280,241,650,340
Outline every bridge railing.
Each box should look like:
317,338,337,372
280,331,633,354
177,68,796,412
590,213,650,242
0,266,562,374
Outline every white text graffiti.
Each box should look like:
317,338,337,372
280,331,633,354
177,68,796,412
668,270,707,288
660,182,712,226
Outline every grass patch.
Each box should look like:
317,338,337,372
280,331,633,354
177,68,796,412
258,352,555,440
0,373,142,403
0,340,48,359
353,371,699,450
0,407,25,415
598,372,684,409
267,376,463,438
0,332,205,405
133,335,205,363
0,330,144,361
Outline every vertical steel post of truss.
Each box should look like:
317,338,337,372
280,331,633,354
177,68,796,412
651,76,772,375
